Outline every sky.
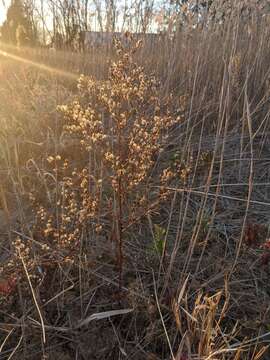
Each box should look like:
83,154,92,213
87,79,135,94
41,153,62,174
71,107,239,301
0,2,8,25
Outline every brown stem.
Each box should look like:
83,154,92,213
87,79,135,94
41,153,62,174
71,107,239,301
117,176,123,290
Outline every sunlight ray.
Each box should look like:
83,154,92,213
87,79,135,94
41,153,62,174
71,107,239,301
0,43,79,81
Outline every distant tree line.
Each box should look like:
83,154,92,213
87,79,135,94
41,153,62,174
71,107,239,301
0,0,38,46
0,0,269,49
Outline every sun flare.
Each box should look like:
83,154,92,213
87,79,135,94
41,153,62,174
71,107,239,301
0,42,79,80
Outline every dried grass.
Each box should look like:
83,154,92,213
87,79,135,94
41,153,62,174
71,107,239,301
0,16,270,360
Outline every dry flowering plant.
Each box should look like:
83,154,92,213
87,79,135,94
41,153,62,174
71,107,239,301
59,35,180,285
1,34,181,293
